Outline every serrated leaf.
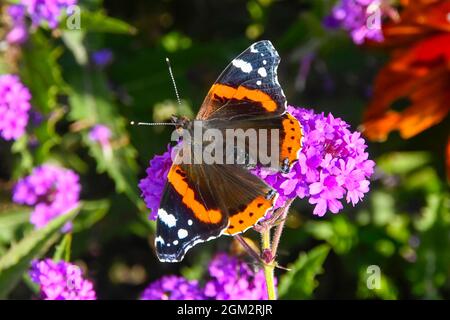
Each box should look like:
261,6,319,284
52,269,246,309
278,244,330,299
20,31,66,113
0,206,80,298
66,58,140,205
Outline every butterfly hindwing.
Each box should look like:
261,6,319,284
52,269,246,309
196,40,286,121
156,162,278,262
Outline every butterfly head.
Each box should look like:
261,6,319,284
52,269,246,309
171,115,191,131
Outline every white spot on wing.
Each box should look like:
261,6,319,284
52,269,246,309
232,59,253,73
256,80,262,86
155,236,165,245
250,44,259,53
258,67,267,77
173,240,179,245
188,219,193,226
263,60,267,65
178,229,188,239
158,208,177,228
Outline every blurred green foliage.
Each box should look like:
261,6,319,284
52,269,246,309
0,0,448,299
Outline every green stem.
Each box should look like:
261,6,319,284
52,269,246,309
261,228,276,300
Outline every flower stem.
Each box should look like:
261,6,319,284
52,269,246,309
261,227,276,300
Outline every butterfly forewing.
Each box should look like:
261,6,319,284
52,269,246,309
196,40,287,121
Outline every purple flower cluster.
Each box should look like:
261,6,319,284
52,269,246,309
139,106,374,219
88,124,112,147
30,259,96,300
5,0,77,43
141,276,205,300
324,0,384,45
204,253,270,300
254,106,375,217
141,253,269,300
139,145,173,220
21,0,77,29
6,5,28,45
13,165,81,230
0,75,31,141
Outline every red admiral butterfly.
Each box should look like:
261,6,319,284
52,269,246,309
156,40,303,262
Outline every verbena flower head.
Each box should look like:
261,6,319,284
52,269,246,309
16,0,77,29
204,253,270,300
139,106,374,219
253,106,375,216
88,124,112,147
0,74,31,141
139,145,173,220
30,259,96,300
6,5,28,44
324,0,384,45
140,253,271,300
140,275,204,300
13,165,81,230
91,49,114,68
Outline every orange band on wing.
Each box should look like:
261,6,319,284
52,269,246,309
168,166,223,224
225,196,273,235
281,113,302,166
209,84,277,112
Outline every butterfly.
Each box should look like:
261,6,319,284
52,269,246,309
155,40,303,262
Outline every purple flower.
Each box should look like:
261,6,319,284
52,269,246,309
140,253,271,300
14,0,77,30
324,0,384,45
30,259,96,300
91,49,114,68
253,106,375,217
88,124,112,147
139,145,173,220
139,106,374,219
13,165,81,230
6,5,28,45
204,253,271,300
0,74,31,141
140,276,204,300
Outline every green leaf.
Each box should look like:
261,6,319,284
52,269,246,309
73,199,110,232
62,10,136,34
278,244,330,299
53,233,72,262
0,206,80,298
377,152,432,175
0,208,30,244
66,61,140,205
20,31,66,113
305,216,357,254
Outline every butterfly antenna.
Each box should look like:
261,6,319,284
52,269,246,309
165,57,182,108
129,121,176,126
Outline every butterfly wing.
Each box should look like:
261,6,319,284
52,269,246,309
155,162,278,262
196,40,287,121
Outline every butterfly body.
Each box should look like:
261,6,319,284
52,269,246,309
155,40,303,262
